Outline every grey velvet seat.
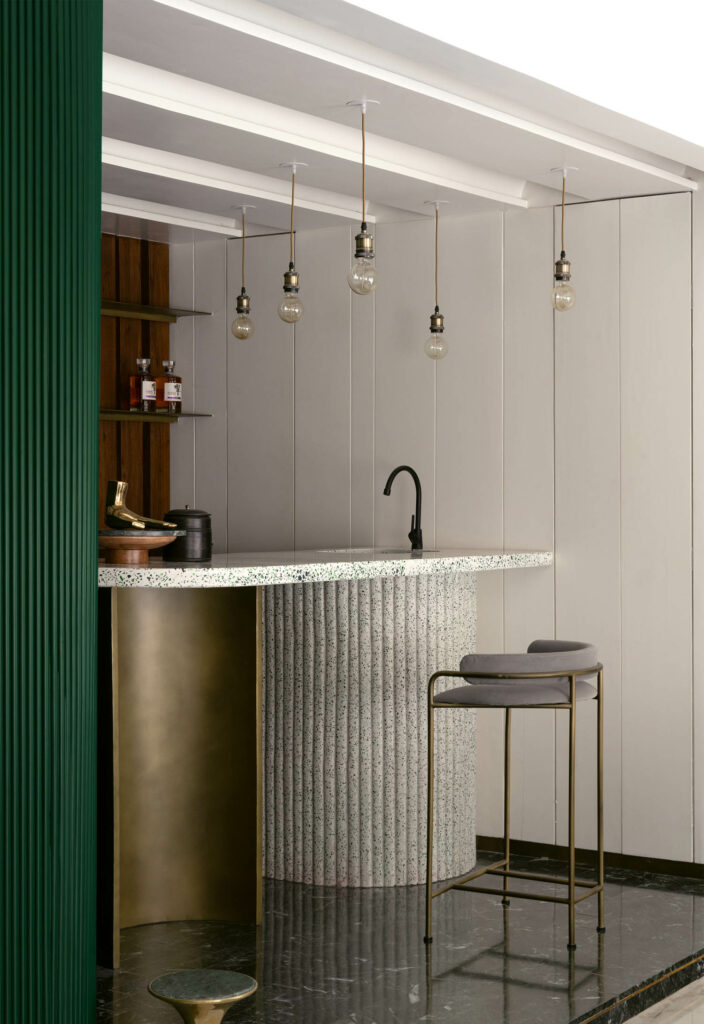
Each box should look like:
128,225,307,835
425,638,604,952
435,640,598,707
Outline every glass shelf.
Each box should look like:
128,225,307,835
101,300,211,323
99,410,213,424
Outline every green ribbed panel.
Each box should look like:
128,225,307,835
0,2,102,1020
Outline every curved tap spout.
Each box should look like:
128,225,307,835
383,465,423,550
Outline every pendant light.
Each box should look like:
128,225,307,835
278,162,306,324
231,205,255,339
424,201,449,360
346,99,379,295
551,167,576,312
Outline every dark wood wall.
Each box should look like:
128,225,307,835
99,235,171,527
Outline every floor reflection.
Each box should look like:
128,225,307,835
97,854,704,1024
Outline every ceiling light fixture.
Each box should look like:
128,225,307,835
232,205,256,339
551,167,577,312
278,161,306,324
424,201,449,360
346,99,379,295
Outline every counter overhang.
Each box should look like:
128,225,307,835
98,547,553,588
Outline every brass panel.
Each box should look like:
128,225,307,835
97,589,122,968
115,587,261,928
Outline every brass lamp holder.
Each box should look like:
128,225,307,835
429,306,445,333
550,166,578,282
282,264,300,294
346,99,380,258
354,224,375,260
424,199,449,337
554,252,571,281
236,287,251,314
279,161,307,292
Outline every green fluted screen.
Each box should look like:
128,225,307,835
1,2,103,1020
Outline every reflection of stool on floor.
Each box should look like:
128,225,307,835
149,969,257,1024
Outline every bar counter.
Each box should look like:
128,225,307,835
97,547,552,966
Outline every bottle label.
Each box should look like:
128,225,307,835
141,380,156,400
164,381,182,402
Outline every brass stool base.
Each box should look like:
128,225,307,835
425,664,605,950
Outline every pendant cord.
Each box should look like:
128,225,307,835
435,205,439,308
241,208,246,290
290,169,295,264
561,174,566,253
362,109,366,224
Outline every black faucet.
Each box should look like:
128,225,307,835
383,465,423,551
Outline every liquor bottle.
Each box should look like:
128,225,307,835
156,360,182,414
129,358,156,413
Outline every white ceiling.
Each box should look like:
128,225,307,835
102,0,698,240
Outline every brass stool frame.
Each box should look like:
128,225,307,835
425,664,604,950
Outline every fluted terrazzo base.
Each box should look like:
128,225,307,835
262,573,477,886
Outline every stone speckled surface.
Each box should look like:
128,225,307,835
262,574,477,887
97,855,704,1024
98,547,553,588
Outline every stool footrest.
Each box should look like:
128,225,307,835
450,878,603,907
486,867,597,888
431,857,508,899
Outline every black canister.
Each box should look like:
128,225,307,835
164,506,212,561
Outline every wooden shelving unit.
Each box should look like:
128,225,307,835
99,410,213,424
100,300,211,324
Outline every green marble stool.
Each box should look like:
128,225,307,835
148,969,257,1024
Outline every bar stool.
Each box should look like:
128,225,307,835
425,639,604,950
148,969,257,1024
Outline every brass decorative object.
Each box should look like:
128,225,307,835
105,480,177,530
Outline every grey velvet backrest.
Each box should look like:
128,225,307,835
459,640,598,680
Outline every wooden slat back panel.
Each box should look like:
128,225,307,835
99,234,171,526
147,243,171,520
99,235,119,527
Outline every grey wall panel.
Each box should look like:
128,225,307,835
693,182,704,864
436,212,504,548
374,219,437,549
619,193,692,861
553,200,622,853
502,207,556,844
228,233,295,551
294,227,354,549
351,227,376,548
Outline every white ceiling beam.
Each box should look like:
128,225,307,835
102,137,376,222
101,192,242,235
149,0,696,193
102,54,529,208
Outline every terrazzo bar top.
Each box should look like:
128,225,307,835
98,547,552,588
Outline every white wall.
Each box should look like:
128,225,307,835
171,192,697,863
